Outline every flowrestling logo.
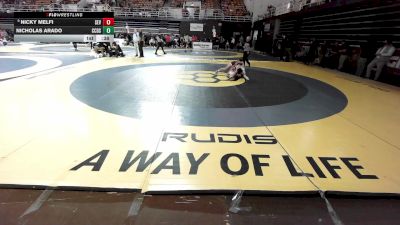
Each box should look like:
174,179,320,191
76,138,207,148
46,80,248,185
46,12,83,18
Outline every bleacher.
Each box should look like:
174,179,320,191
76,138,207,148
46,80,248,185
61,0,80,3
18,0,35,4
1,0,251,21
276,1,400,44
202,0,219,9
2,0,19,4
221,0,248,16
263,0,400,85
128,0,165,8
115,0,165,8
115,19,180,34
29,0,80,4
170,0,185,8
35,0,53,5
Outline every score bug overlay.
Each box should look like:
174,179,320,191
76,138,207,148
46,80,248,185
14,12,114,43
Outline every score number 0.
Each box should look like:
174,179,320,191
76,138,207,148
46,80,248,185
102,18,114,26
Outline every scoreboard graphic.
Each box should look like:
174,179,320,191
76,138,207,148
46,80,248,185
14,12,114,43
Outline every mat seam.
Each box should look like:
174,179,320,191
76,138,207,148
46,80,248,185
140,71,183,193
233,82,345,225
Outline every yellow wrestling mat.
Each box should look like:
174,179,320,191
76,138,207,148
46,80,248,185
0,44,399,195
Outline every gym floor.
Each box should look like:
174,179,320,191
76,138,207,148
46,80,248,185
0,43,399,225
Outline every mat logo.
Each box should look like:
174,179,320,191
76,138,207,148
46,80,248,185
162,132,277,145
177,71,245,87
191,72,221,83
70,150,379,179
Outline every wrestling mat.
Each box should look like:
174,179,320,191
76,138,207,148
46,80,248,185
0,43,399,195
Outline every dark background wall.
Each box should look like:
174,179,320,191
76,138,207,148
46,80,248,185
253,0,400,52
180,21,252,40
220,21,252,39
253,18,275,54
114,18,181,35
179,20,221,40
292,0,400,43
0,12,13,29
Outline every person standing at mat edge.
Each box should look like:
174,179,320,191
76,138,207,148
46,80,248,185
133,29,140,57
155,35,166,55
366,38,396,80
243,40,251,67
72,42,77,51
138,29,144,58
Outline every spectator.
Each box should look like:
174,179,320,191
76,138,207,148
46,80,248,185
219,36,225,49
110,42,125,57
230,36,235,49
236,41,243,51
272,38,280,56
246,35,251,43
344,47,360,74
165,34,171,47
318,41,328,65
93,42,108,57
72,42,78,51
320,41,334,67
189,35,193,48
366,39,396,80
239,35,244,45
305,40,318,65
292,41,303,61
225,39,230,49
337,40,350,71
212,26,217,38
125,33,132,46
184,34,190,51
356,40,377,76
281,35,292,62
214,37,220,50
149,36,156,47
192,35,198,43
326,41,340,69
1,37,8,46
173,35,179,48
